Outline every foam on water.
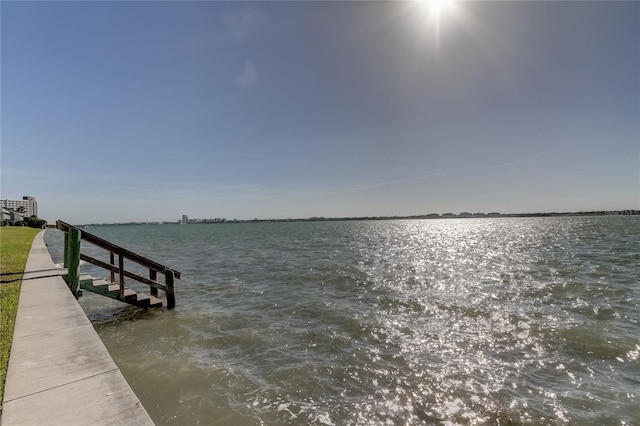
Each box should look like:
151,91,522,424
45,216,640,424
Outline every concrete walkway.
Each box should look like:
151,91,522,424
1,231,154,425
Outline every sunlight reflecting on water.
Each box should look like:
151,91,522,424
45,216,640,424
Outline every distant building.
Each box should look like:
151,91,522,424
1,208,8,222
179,214,189,224
1,196,38,217
1,208,24,224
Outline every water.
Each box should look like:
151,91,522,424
44,216,640,425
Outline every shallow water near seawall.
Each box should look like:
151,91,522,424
45,216,640,425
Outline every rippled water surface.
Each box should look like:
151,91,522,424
45,216,640,425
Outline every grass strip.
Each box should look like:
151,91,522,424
0,226,41,414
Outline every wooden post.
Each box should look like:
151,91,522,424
164,270,175,309
118,253,125,301
67,227,81,298
63,232,69,268
110,252,115,283
150,270,158,298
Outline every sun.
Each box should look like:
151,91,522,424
416,0,459,47
426,0,455,19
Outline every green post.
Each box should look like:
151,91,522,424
63,232,69,267
165,270,175,309
67,227,81,298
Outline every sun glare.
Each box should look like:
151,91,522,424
416,0,458,48
427,0,454,18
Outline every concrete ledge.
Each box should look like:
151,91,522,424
1,231,154,425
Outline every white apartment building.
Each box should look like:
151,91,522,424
1,196,38,217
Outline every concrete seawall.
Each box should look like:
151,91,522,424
1,231,154,425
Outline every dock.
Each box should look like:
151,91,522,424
1,231,154,425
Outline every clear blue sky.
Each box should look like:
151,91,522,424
2,1,638,224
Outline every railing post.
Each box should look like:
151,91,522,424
118,253,125,301
63,231,69,268
150,270,158,298
67,227,81,298
110,252,115,283
164,270,175,309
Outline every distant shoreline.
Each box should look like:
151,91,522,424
73,210,639,227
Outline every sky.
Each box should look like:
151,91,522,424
1,0,639,224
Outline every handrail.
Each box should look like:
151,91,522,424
79,254,168,292
56,220,180,308
56,220,181,279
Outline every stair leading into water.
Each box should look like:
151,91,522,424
57,220,180,309
79,274,164,309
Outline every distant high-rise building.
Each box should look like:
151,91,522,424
180,214,189,224
23,196,37,217
1,195,38,217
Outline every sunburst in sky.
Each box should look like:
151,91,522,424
2,1,638,223
421,0,459,46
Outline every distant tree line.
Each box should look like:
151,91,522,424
23,215,48,228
